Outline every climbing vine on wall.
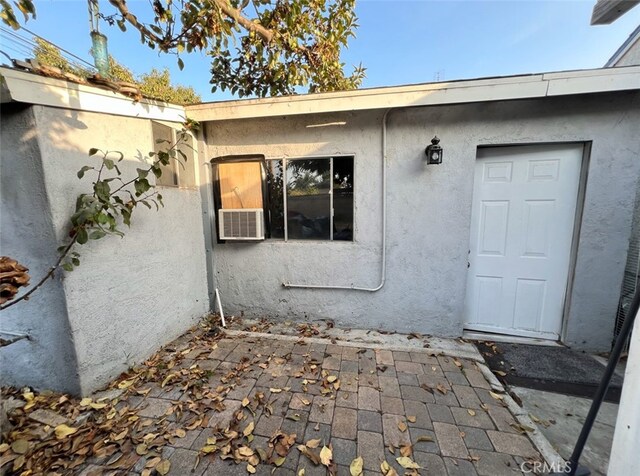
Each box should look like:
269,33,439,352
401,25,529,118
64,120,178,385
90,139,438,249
0,119,199,311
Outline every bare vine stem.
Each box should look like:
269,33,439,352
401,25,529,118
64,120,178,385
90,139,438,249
0,122,196,312
0,235,78,311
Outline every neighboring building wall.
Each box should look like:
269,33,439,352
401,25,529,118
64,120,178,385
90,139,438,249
206,91,640,351
608,31,640,67
606,25,640,67
1,105,210,395
1,104,81,394
615,39,640,66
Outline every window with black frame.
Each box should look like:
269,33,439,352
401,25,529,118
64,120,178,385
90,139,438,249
267,156,354,241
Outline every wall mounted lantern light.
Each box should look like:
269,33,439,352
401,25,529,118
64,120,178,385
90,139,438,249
425,136,443,165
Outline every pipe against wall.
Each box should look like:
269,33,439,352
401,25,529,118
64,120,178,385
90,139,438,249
214,288,226,327
282,108,393,292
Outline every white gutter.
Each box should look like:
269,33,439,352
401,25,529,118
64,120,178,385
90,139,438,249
282,109,392,292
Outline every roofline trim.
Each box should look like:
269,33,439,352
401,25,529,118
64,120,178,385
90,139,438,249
185,66,640,122
0,66,186,122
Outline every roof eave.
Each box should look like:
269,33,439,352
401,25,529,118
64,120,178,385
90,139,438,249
0,66,186,122
185,66,640,122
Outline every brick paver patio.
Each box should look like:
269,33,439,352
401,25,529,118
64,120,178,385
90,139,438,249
72,328,544,476
4,322,548,475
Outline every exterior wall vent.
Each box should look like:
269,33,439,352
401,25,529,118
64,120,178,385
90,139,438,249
218,209,265,240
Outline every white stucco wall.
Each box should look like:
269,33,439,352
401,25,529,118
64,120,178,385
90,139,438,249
1,105,210,395
206,91,640,351
1,104,81,394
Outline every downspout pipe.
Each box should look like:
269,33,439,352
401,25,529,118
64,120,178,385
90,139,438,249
282,108,393,292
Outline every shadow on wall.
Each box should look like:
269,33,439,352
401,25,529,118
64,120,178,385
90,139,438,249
0,102,82,395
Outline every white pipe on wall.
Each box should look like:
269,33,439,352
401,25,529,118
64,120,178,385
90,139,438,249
282,108,393,292
215,288,226,327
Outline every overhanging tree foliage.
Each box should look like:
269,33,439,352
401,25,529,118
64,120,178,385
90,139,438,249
2,0,365,98
33,38,201,104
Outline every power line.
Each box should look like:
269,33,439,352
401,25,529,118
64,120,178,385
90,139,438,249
0,28,38,51
0,34,33,56
18,24,97,70
1,44,31,59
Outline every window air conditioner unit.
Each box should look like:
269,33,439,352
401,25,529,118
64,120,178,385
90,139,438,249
218,208,265,240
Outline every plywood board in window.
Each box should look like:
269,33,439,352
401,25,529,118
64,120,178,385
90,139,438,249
218,162,263,209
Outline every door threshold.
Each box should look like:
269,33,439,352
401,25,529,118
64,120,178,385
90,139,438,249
463,330,563,347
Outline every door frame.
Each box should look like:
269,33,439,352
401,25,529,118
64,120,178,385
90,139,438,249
464,141,591,343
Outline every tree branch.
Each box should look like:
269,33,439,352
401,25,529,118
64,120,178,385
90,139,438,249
108,0,166,47
108,0,273,51
212,0,273,43
0,235,78,311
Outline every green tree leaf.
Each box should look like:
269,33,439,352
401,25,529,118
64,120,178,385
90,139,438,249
76,228,89,245
77,166,94,179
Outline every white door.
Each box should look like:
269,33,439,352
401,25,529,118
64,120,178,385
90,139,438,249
464,144,582,339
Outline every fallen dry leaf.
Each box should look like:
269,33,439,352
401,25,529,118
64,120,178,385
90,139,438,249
306,438,321,449
399,444,412,457
247,463,256,474
350,456,364,476
396,456,420,469
11,440,29,454
54,424,78,439
407,415,417,423
243,421,255,437
489,391,504,400
136,444,148,456
156,459,171,475
397,421,407,432
320,446,332,466
467,409,476,416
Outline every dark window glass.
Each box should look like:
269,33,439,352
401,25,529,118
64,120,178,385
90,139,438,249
267,160,284,239
152,122,178,187
286,159,331,240
264,156,354,242
333,157,354,241
176,134,196,188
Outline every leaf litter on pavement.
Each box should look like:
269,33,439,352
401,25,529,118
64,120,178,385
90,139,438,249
1,317,362,475
0,315,509,475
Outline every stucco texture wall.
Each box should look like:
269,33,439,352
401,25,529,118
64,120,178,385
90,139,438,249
615,38,640,66
206,91,640,351
1,104,81,394
1,105,209,395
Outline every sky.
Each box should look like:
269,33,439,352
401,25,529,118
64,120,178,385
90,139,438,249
3,1,639,102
